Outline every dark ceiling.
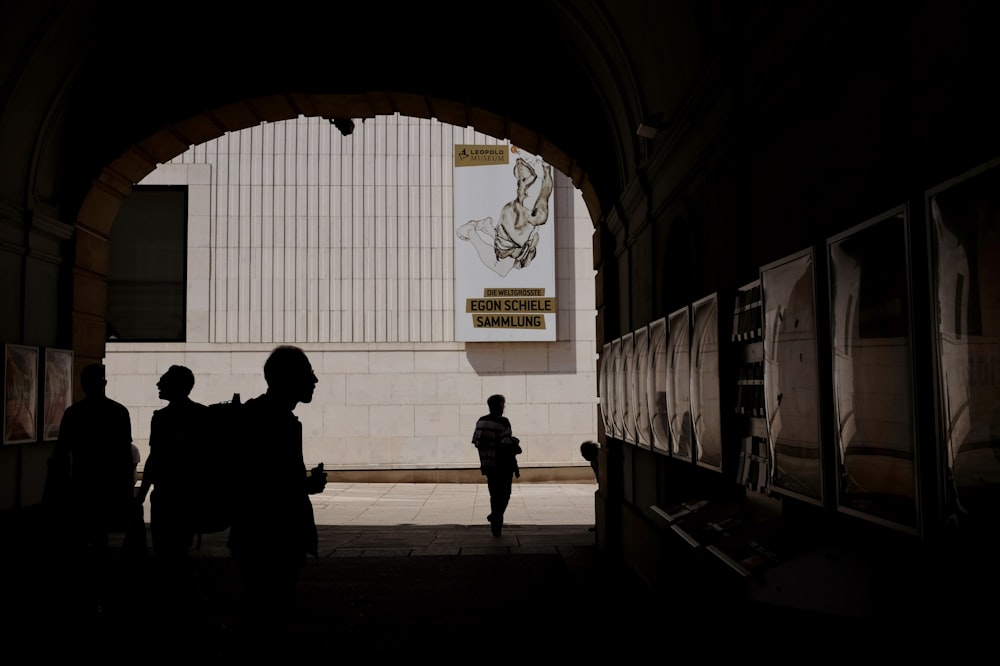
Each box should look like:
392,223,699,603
28,0,656,222
6,1,1000,231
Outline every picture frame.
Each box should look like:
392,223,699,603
633,324,652,449
926,156,1000,530
691,293,722,471
619,332,635,445
827,205,919,533
647,317,670,455
4,344,39,445
665,305,692,461
760,248,825,505
609,337,623,440
600,341,614,436
43,348,74,441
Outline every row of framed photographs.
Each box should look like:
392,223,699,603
3,345,73,445
600,294,722,473
602,154,1000,535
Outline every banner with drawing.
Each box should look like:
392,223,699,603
453,144,557,341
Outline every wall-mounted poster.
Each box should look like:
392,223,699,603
927,157,1000,530
691,293,722,471
827,206,918,533
43,348,73,441
633,325,652,449
761,249,824,505
666,306,692,460
609,337,623,440
4,344,39,444
619,332,635,445
600,342,613,436
647,317,670,455
453,144,557,341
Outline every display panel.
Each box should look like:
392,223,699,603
691,294,722,471
827,206,918,532
4,344,39,445
633,325,652,449
665,306,692,460
609,337,623,439
619,332,635,444
647,317,670,454
600,342,613,436
42,348,73,441
927,158,1000,531
761,250,824,504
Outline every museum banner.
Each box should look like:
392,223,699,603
453,144,557,341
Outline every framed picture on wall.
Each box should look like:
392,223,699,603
926,156,1000,531
666,305,692,461
619,332,635,445
647,317,670,455
827,205,919,533
4,344,39,445
761,249,825,505
43,348,73,441
691,293,722,471
600,342,613,436
633,324,652,449
609,337,623,440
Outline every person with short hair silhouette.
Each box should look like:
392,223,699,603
55,362,135,613
580,440,600,532
227,345,327,645
580,441,599,481
136,365,209,578
472,394,521,536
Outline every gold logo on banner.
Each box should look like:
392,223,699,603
454,144,509,167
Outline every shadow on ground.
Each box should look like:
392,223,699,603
8,517,991,659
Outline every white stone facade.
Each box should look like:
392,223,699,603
105,114,598,478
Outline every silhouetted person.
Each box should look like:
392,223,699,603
580,441,599,481
227,345,327,646
580,441,599,532
472,394,521,536
55,362,135,613
122,440,147,561
136,365,209,595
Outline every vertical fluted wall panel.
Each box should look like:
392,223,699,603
167,115,507,344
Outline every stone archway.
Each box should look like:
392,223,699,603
70,92,604,378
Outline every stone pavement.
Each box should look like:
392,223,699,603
4,481,937,660
6,482,653,660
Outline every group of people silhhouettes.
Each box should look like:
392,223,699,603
50,345,327,646
50,344,596,646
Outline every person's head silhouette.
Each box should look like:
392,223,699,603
80,363,107,398
264,346,318,408
157,365,195,402
487,394,505,416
